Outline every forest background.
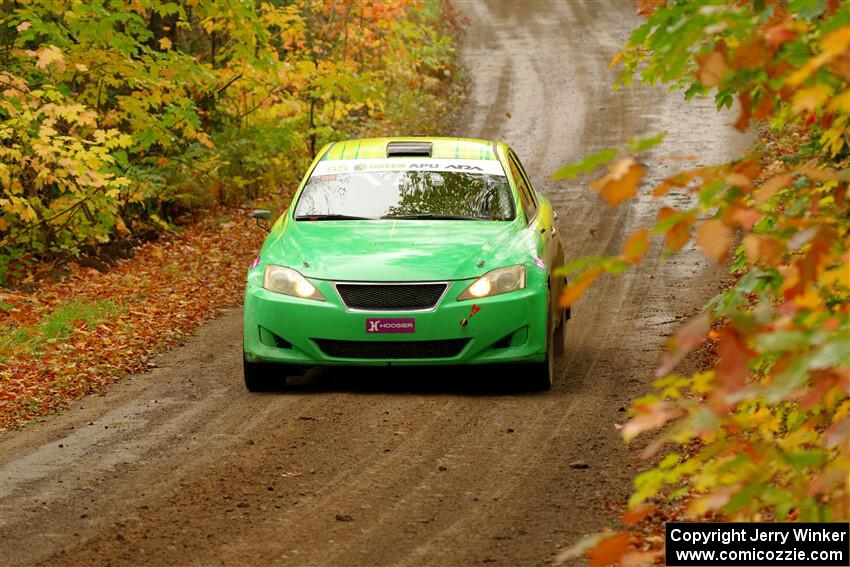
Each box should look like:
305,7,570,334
0,0,460,426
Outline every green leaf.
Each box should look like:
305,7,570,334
785,450,827,469
808,338,850,369
627,132,665,153
789,0,825,20
754,331,808,353
724,482,764,514
556,255,607,276
551,148,619,180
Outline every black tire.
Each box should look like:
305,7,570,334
243,355,292,392
528,319,554,391
553,306,568,357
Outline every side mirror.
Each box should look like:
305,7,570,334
251,209,272,232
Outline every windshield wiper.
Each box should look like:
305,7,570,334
381,214,490,221
295,214,373,221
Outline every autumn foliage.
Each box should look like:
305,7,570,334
0,214,263,429
555,0,849,563
0,0,457,282
0,1,458,427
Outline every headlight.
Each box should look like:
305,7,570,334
263,265,325,300
457,265,526,300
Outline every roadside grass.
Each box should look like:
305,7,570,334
0,299,124,362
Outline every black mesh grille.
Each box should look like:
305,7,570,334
314,339,468,359
335,283,447,311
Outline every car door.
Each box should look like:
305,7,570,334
507,150,563,324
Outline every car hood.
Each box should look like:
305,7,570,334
262,219,535,281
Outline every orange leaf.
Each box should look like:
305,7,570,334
722,204,761,231
589,532,631,567
731,157,763,181
716,326,753,394
696,49,728,87
35,45,64,70
800,160,837,181
667,220,692,252
622,551,663,567
657,207,696,253
753,92,775,120
622,506,652,525
696,219,734,263
623,228,650,264
591,158,645,206
731,37,770,70
755,173,792,204
560,268,601,307
743,234,784,265
623,402,677,441
734,91,751,131
725,172,751,188
651,169,697,197
657,314,710,376
764,21,797,49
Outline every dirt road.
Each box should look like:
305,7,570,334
1,2,749,566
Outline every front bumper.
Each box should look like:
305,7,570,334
243,276,548,367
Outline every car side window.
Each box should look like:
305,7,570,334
508,152,537,223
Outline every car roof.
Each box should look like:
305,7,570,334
320,137,507,161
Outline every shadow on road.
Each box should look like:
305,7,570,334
258,364,556,397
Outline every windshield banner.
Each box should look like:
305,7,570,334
312,159,506,177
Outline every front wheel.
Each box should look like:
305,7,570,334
553,306,568,357
527,323,554,391
243,355,294,392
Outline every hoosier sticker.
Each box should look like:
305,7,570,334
366,318,415,334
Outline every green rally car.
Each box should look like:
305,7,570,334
243,137,568,391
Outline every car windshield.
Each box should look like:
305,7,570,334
293,159,515,221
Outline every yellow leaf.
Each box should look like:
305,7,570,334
792,85,830,114
828,89,850,113
591,158,645,206
820,255,850,290
821,26,850,57
159,37,172,50
784,27,850,88
196,131,215,149
786,52,830,87
822,117,849,156
696,219,733,263
609,50,625,69
795,286,821,310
